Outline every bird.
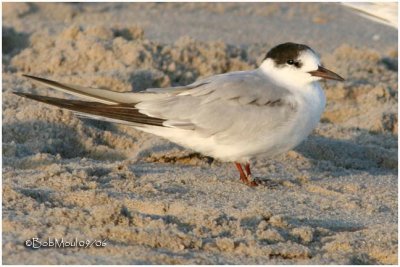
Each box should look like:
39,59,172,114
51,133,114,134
14,42,344,186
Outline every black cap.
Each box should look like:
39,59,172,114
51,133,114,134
264,42,313,66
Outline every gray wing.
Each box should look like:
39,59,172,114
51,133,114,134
136,69,297,139
18,71,297,141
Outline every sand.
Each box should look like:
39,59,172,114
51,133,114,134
2,2,398,264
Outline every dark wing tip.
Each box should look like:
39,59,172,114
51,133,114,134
13,91,30,98
22,74,51,83
12,92,166,127
13,92,52,103
22,74,36,79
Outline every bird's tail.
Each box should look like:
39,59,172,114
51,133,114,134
14,75,168,127
21,74,165,104
13,92,165,127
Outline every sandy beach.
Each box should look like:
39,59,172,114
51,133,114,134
2,2,398,264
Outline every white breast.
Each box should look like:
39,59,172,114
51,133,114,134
284,82,326,148
136,83,326,163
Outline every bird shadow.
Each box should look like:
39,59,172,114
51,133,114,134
251,127,396,186
2,27,30,67
2,120,128,164
294,129,397,174
287,216,366,233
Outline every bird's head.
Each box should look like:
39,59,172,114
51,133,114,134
260,42,344,88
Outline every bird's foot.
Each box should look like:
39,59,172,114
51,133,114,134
252,178,283,188
236,162,260,187
240,174,285,188
240,174,260,187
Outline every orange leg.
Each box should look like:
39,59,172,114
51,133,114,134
244,163,251,177
235,162,258,187
235,162,248,183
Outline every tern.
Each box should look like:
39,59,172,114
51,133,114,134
14,42,344,186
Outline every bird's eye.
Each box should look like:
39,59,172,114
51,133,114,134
287,59,294,65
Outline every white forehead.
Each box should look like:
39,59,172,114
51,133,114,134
298,49,320,71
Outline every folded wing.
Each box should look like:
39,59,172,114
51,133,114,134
135,70,296,138
17,71,296,138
